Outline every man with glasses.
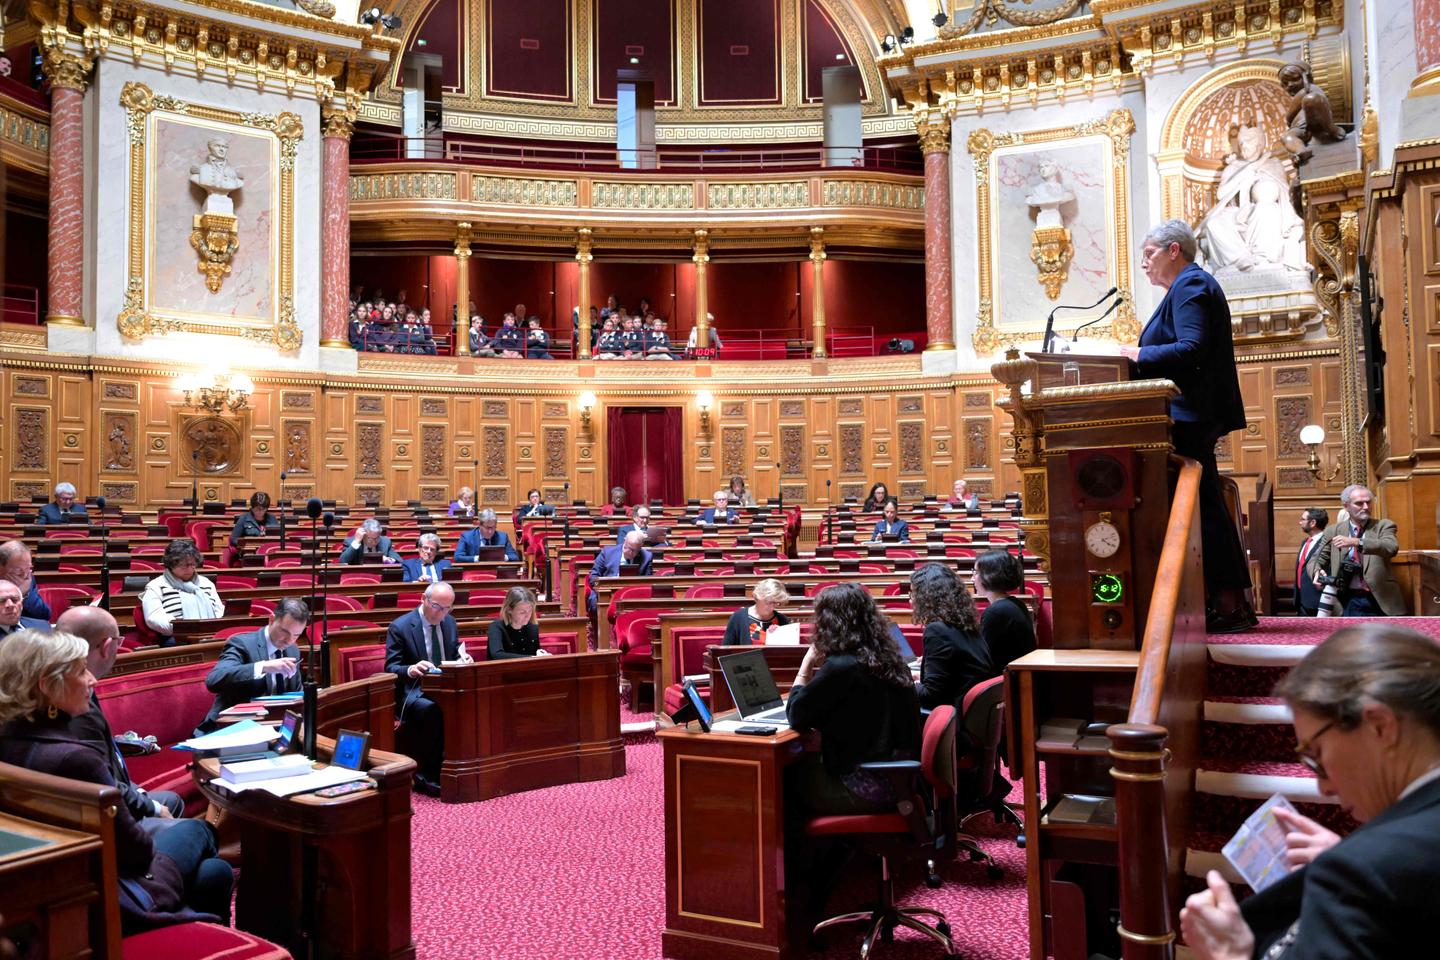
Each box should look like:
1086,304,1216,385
0,580,49,638
37,481,89,524
384,582,472,795
1313,484,1405,616
0,541,52,623
454,508,519,563
57,605,184,823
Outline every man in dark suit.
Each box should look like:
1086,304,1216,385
587,531,654,615
196,598,310,734
338,518,402,565
454,508,519,563
0,541,51,623
871,500,911,542
401,533,453,584
698,490,738,525
1121,219,1252,632
0,580,50,637
37,482,89,524
57,605,184,823
615,505,653,543
1294,507,1328,616
384,582,472,794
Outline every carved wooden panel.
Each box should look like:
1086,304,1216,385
101,381,138,401
968,480,994,498
781,484,806,502
421,398,448,416
898,395,922,413
419,485,448,503
13,408,47,470
483,400,508,418
356,396,383,413
840,482,865,501
281,392,314,410
899,421,924,474
356,423,383,477
964,392,992,409
282,420,312,474
100,482,137,503
839,424,864,475
95,411,135,473
1276,467,1315,488
900,481,927,500
722,427,746,478
180,417,245,476
544,427,568,479
721,402,745,419
965,418,991,470
355,485,383,504
11,481,46,501
282,483,313,501
482,486,510,504
1276,397,1311,458
14,376,48,397
780,425,804,476
1274,367,1311,386
779,400,804,418
544,402,568,418
838,398,864,416
421,424,446,478
483,426,508,478
1215,433,1234,460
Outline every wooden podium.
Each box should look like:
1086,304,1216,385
1026,350,1136,391
420,651,625,803
194,739,416,960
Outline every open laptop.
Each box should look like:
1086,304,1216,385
717,649,791,727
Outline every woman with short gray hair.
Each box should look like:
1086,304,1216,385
140,539,225,645
1182,624,1440,959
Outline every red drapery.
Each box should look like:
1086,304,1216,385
606,406,684,506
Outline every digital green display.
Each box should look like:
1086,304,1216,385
1091,573,1124,604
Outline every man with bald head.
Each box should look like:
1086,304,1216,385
56,604,185,823
384,581,472,795
0,579,49,638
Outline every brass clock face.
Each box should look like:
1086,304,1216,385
1084,520,1122,558
1076,455,1127,501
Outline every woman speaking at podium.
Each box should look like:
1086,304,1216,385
1120,219,1253,634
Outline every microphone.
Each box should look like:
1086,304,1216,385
96,495,107,514
279,471,288,504
97,497,110,610
323,512,335,529
190,451,200,515
306,497,323,520
1042,286,1117,354
1071,292,1124,344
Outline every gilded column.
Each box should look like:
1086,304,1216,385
320,101,356,348
918,111,955,351
576,227,593,360
693,229,710,350
454,222,472,357
809,227,827,359
44,51,93,327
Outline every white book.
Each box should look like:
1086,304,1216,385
221,754,313,784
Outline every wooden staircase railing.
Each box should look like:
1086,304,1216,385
1108,456,1208,959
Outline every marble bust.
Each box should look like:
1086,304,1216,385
1196,122,1309,282
190,137,244,216
1025,160,1074,230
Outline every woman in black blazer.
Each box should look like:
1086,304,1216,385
1182,624,1440,959
909,562,993,711
0,628,233,932
860,481,896,514
487,587,550,659
973,549,1035,670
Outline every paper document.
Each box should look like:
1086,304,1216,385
765,622,801,646
174,720,278,753
1222,792,1299,892
210,765,368,797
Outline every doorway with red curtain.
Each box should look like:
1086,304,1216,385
606,407,685,506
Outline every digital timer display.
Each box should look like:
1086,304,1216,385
1091,573,1124,604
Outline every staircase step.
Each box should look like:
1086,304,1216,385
1203,698,1291,724
1207,642,1312,667
1195,759,1331,803
1190,790,1357,837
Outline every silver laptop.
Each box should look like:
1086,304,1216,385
717,649,791,727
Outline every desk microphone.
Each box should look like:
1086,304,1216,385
1071,291,1124,344
97,497,111,610
1042,286,1117,354
278,472,289,548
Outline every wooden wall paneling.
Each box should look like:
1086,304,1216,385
55,374,90,489
751,397,775,500
321,389,351,504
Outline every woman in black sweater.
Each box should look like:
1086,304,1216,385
786,583,921,814
487,587,549,659
722,578,791,646
973,549,1036,670
909,562,994,710
860,481,897,514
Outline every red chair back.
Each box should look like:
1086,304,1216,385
280,574,312,587
921,704,959,799
461,568,498,581
326,594,365,613
214,625,257,642
340,573,381,586
685,583,725,599
39,584,98,613
215,575,257,590
337,644,388,682
957,676,1008,799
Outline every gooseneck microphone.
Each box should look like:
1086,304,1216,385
319,512,335,686
190,451,200,515
96,496,110,610
278,472,289,549
1042,286,1118,354
1071,291,1125,344
306,497,322,679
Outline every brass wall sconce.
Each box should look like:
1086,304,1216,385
579,391,597,438
178,369,254,414
1299,424,1341,482
697,390,713,434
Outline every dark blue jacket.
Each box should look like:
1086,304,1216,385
872,519,911,542
22,582,51,622
454,528,518,562
383,609,460,712
1136,262,1246,434
699,507,738,524
401,557,453,582
38,502,90,524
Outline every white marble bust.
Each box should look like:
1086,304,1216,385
1025,160,1074,230
190,137,244,216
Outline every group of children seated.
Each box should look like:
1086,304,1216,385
467,302,554,359
348,289,439,354
581,295,721,360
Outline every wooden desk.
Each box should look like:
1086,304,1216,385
420,651,625,803
194,739,416,960
0,813,104,960
658,723,806,960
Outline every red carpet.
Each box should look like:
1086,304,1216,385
409,733,1030,959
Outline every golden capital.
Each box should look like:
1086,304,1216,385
575,226,594,262
693,228,710,264
916,114,950,155
808,226,826,262
44,49,93,91
321,102,356,139
454,221,473,258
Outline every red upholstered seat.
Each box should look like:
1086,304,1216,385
183,519,226,552
43,529,89,539
162,513,188,537
215,574,258,590
615,611,661,666
337,643,388,682
39,584,99,613
538,623,584,655
462,588,506,607
460,568,498,580
606,584,653,625
121,922,292,960
280,574,312,587
267,556,302,567
340,572,381,586
685,583,725,599
327,594,365,612
98,660,218,813
214,624,257,641
58,543,102,555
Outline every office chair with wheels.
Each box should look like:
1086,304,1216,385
805,704,959,959
955,675,1022,877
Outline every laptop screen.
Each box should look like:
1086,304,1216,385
718,649,784,717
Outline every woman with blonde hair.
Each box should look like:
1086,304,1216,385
449,486,476,518
0,629,233,930
488,586,549,659
724,578,792,646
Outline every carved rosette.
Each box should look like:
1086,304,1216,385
1029,226,1073,300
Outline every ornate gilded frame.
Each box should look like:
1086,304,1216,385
967,107,1137,355
116,81,303,350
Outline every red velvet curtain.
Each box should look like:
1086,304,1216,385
606,407,684,505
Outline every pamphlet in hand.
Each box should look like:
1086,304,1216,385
1222,792,1299,892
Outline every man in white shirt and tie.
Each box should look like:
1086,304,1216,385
401,533,453,584
1294,507,1327,616
384,582,473,795
197,598,309,734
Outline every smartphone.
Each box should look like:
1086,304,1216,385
734,725,777,736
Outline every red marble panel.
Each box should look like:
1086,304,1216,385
924,149,954,348
320,134,351,345
47,86,83,323
697,0,780,106
1417,0,1440,74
